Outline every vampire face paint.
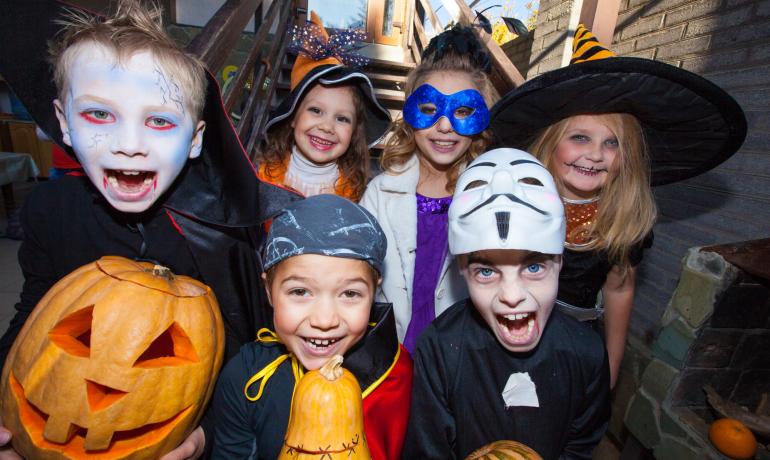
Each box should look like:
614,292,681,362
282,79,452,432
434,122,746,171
54,42,205,213
448,148,565,256
403,84,489,136
461,249,561,353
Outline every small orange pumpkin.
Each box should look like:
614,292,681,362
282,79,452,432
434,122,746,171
708,418,757,460
465,440,544,460
0,256,225,459
278,355,370,459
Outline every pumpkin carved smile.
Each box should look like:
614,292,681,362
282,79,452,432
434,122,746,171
9,373,192,458
0,256,225,459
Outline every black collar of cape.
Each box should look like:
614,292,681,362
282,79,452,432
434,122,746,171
0,0,301,228
345,302,400,394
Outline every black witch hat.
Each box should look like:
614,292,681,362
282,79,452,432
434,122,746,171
490,25,747,186
0,0,300,226
263,11,391,148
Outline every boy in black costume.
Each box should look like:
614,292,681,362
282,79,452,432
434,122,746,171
403,148,610,459
0,0,298,457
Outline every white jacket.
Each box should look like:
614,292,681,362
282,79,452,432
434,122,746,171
361,155,468,341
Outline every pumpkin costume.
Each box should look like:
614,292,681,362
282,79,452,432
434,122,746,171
211,303,412,460
0,0,300,366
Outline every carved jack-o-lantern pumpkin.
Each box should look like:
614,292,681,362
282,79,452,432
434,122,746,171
279,355,371,459
465,440,544,460
0,256,224,459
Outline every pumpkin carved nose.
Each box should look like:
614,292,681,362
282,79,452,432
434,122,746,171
86,379,127,411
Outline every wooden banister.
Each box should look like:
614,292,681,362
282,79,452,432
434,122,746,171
187,0,263,73
406,0,525,94
452,0,525,91
223,0,284,113
186,0,301,159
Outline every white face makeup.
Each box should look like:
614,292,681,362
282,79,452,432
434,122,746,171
54,43,205,213
449,148,565,256
462,249,561,353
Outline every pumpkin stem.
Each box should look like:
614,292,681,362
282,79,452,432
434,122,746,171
318,355,344,381
150,265,175,280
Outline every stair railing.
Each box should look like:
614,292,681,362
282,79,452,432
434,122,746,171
187,0,303,161
407,0,525,95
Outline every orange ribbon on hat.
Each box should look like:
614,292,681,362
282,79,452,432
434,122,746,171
290,11,343,90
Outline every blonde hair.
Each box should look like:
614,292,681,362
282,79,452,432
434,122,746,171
529,113,657,271
380,52,496,193
260,82,370,202
49,0,207,121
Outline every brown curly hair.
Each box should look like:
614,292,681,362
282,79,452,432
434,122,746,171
380,51,496,193
259,82,370,201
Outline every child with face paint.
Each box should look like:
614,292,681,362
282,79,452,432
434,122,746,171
361,26,496,351
0,0,299,457
257,13,391,202
491,26,746,388
210,195,412,459
403,148,610,460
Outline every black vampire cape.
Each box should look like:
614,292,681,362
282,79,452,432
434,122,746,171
0,0,301,365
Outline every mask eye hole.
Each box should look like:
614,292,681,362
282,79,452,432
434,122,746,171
49,306,94,357
519,177,543,186
418,103,436,115
133,322,199,368
464,180,488,191
454,106,475,119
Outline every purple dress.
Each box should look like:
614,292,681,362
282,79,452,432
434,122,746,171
403,193,452,352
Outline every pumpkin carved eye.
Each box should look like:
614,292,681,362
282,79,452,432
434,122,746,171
48,306,94,357
133,322,199,368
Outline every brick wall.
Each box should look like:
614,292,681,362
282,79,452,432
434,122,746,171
527,0,575,76
610,0,770,345
502,33,536,78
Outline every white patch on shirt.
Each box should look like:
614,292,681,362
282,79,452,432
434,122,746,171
502,372,539,408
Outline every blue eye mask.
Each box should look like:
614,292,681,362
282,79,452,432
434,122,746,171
403,84,490,136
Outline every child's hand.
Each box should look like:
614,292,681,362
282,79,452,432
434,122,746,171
160,426,205,460
0,424,22,460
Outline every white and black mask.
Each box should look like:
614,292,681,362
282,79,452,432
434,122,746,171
449,148,565,255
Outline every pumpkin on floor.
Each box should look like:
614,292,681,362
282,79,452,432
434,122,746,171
278,355,371,459
708,418,757,460
465,440,543,460
0,256,225,459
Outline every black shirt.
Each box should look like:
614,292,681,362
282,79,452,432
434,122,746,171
403,300,610,460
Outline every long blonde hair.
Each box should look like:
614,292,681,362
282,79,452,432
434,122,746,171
380,52,496,193
529,113,657,270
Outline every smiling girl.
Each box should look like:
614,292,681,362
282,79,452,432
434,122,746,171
258,13,390,201
361,26,496,351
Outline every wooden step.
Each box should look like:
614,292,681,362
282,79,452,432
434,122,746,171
373,88,404,102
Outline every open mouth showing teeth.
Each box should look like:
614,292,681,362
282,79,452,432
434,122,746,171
570,165,605,176
304,337,342,349
431,140,457,147
309,136,335,148
497,312,537,344
104,169,156,194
